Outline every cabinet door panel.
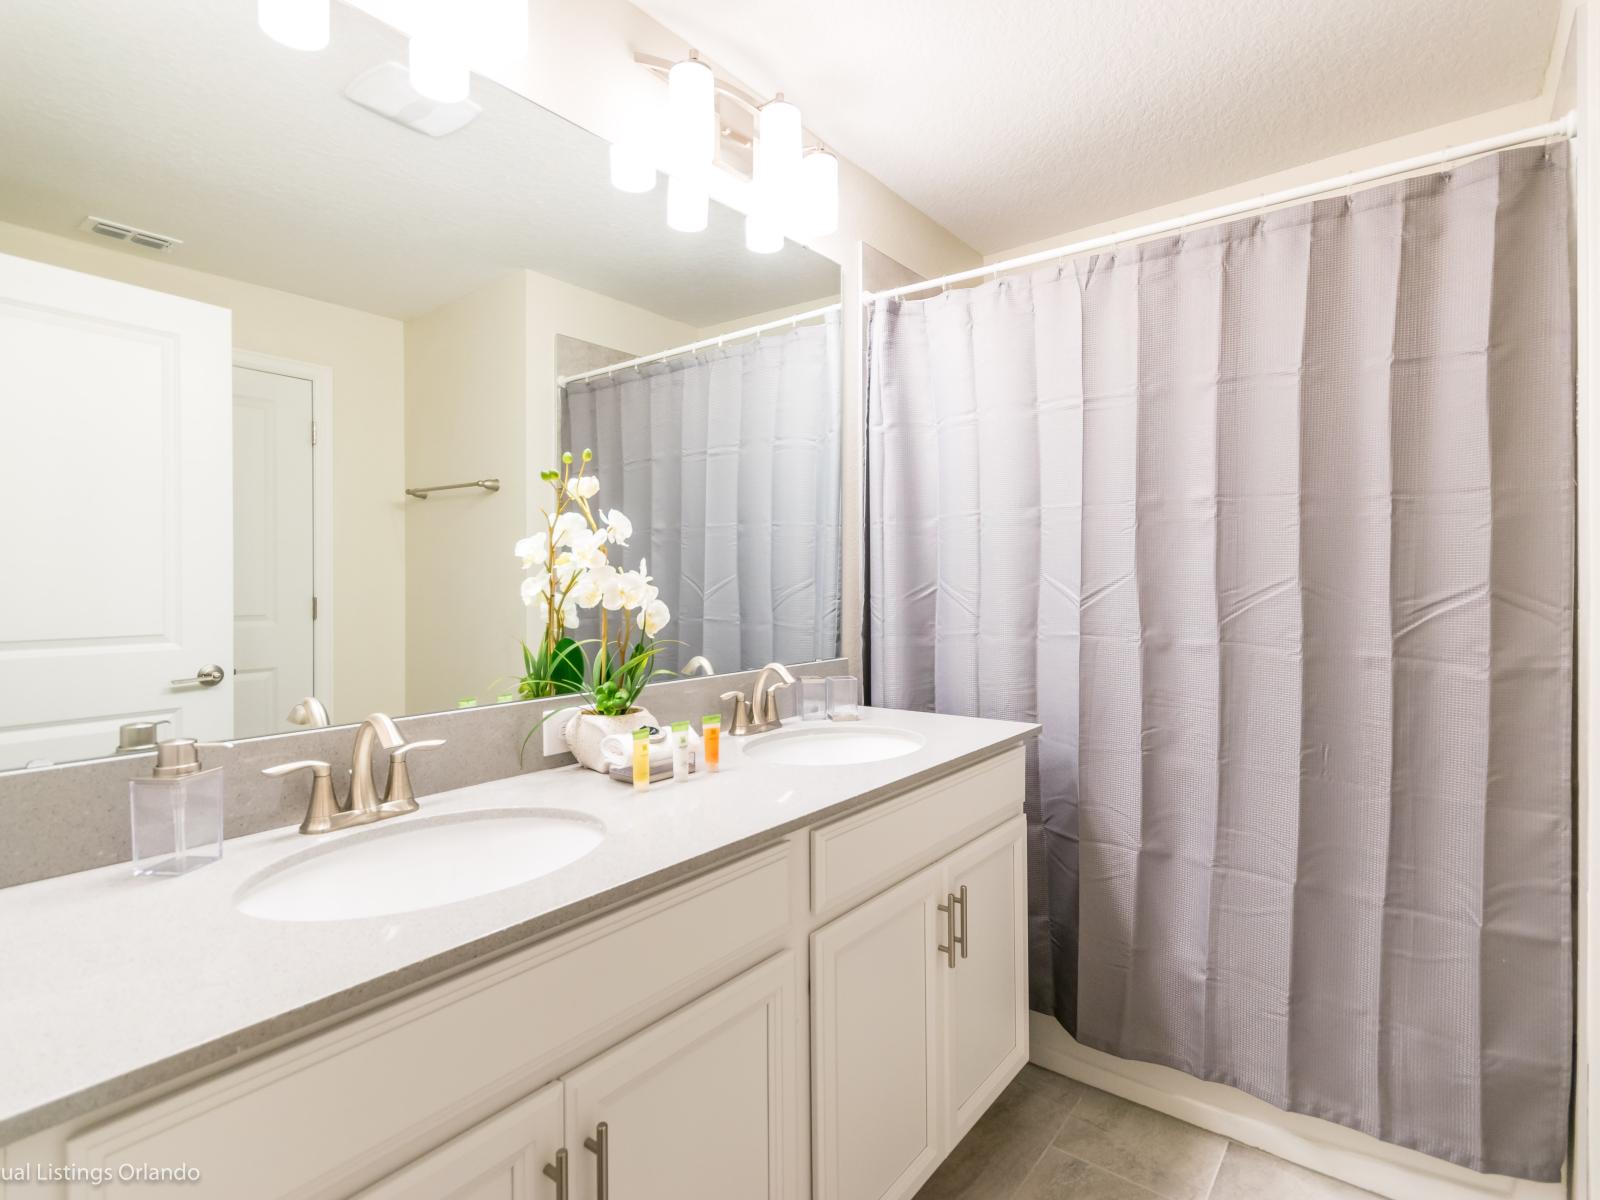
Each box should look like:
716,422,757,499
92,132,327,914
811,863,943,1200
355,1081,563,1200
562,953,796,1200
943,816,1029,1142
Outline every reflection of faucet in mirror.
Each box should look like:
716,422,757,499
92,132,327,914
723,663,795,736
681,656,715,677
261,714,445,835
285,697,330,728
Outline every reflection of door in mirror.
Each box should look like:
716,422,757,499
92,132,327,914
231,365,316,740
0,252,233,769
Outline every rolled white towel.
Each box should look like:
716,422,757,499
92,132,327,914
600,726,703,771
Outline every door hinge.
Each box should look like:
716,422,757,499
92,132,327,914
311,595,319,621
310,420,318,446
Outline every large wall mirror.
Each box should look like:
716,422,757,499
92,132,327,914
0,0,843,771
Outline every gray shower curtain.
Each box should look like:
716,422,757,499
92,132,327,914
867,145,1573,1180
564,312,843,673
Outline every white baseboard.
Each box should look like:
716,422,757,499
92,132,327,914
1028,1013,1566,1200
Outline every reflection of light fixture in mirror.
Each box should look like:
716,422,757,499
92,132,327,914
667,53,716,170
610,143,656,193
258,0,329,51
745,212,783,254
667,170,709,233
796,147,840,238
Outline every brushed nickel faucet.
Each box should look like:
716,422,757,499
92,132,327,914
721,662,796,736
262,713,444,835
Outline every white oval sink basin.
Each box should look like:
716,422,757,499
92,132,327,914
236,809,605,922
742,725,924,767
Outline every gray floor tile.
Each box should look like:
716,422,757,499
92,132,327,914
1013,1148,1167,1200
914,1065,1088,1200
1208,1144,1382,1199
1052,1088,1227,1200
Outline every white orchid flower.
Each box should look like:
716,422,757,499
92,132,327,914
571,563,614,609
616,570,654,610
551,510,587,546
514,535,549,568
568,527,610,570
601,509,633,545
519,569,551,606
566,475,600,500
637,599,670,637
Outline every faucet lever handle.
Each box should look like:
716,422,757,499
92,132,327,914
261,760,342,836
390,738,445,763
382,738,446,814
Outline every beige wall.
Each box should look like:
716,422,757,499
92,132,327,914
0,220,407,721
402,268,697,712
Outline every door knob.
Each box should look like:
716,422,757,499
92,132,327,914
172,664,225,688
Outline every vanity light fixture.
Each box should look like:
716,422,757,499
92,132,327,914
667,53,717,171
617,55,840,252
797,146,840,238
258,0,329,51
667,168,710,233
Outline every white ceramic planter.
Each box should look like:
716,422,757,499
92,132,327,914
564,707,657,773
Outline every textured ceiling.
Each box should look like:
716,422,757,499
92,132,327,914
632,0,1563,254
0,0,838,323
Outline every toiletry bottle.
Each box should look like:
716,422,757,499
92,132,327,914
672,720,691,782
632,727,651,792
129,739,224,876
702,713,720,773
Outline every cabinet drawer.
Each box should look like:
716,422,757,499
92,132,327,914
810,747,1024,917
65,847,792,1200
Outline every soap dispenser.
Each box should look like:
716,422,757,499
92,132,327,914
129,739,224,876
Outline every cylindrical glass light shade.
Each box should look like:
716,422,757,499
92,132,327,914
258,0,329,51
755,97,803,192
610,142,657,193
409,32,471,104
796,147,840,237
745,211,783,254
667,170,709,233
667,56,716,171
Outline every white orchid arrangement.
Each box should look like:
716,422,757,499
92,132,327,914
515,449,672,716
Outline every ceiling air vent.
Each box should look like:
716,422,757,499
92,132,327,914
78,216,182,253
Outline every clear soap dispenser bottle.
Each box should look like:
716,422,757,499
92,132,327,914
129,739,224,876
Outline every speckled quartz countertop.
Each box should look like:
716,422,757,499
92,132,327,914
0,707,1036,1144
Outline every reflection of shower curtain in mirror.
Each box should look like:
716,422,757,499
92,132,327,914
867,147,1574,1181
562,312,843,673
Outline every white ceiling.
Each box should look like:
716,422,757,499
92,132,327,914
0,0,838,324
632,0,1563,255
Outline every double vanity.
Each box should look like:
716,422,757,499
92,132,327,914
0,707,1036,1200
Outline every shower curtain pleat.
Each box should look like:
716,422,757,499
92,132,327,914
866,145,1573,1181
562,314,843,673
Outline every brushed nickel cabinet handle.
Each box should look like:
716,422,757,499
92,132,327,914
542,1148,569,1200
584,1122,609,1200
954,884,969,959
937,893,957,968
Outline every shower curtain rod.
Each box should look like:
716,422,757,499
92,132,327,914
558,302,841,387
863,111,1578,303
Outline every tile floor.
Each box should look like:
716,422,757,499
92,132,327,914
914,1065,1382,1200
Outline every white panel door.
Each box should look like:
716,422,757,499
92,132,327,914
812,863,943,1200
355,1082,565,1200
0,251,232,768
562,953,797,1200
941,815,1029,1143
231,365,314,739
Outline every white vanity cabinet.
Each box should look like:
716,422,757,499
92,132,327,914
15,742,1029,1200
811,814,1028,1200
362,954,796,1200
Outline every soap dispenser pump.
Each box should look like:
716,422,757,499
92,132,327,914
129,738,224,876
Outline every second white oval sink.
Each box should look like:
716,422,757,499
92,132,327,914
236,808,604,922
742,725,924,766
